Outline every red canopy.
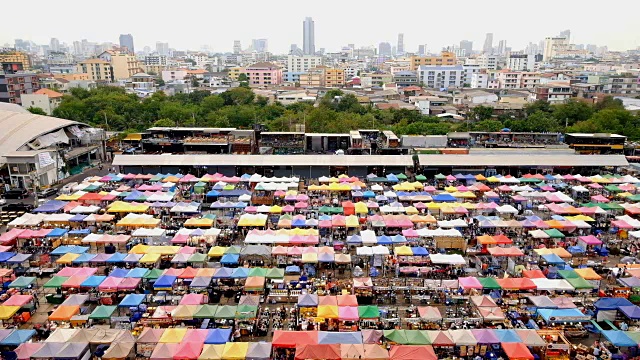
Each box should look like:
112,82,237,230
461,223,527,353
294,344,340,360
272,331,318,348
521,270,546,279
496,278,537,290
501,342,534,360
389,346,437,360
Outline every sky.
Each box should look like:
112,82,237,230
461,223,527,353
2,0,639,54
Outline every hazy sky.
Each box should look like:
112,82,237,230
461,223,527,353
3,0,639,54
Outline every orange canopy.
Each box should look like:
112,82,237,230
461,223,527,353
49,305,80,321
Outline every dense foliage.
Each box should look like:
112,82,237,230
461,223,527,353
51,87,640,138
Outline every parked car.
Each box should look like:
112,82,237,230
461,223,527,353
3,188,29,199
3,202,34,212
0,198,5,206
37,188,57,198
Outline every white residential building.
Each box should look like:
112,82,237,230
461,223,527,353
162,70,188,82
462,64,481,86
471,72,489,88
287,55,323,73
507,54,535,71
144,55,168,66
417,65,465,89
543,37,569,61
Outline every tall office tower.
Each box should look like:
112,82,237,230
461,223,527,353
497,40,507,55
397,33,404,55
156,42,169,56
303,17,315,55
378,42,392,56
72,41,82,55
252,39,268,53
418,45,426,56
233,40,242,54
50,38,60,52
559,29,571,42
460,40,473,56
483,33,494,54
119,34,134,53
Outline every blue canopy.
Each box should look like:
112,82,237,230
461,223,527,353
292,218,306,227
619,305,640,320
206,190,220,197
541,253,565,264
392,235,407,243
0,330,36,345
411,247,429,256
362,191,375,198
33,200,67,213
0,252,16,262
594,297,633,311
212,267,233,279
376,235,392,245
119,294,146,307
46,228,68,237
386,174,399,182
346,235,362,244
124,190,145,201
190,276,212,288
537,308,590,322
106,253,127,263
219,190,251,197
464,174,476,180
231,267,249,278
69,214,87,222
285,265,301,274
50,245,89,255
432,193,456,202
493,329,521,343
109,268,129,278
318,331,362,344
126,268,149,278
220,253,239,265
455,174,466,180
67,229,90,235
567,246,584,254
80,276,106,288
72,253,96,264
6,253,31,264
602,330,637,347
154,275,177,289
205,328,232,344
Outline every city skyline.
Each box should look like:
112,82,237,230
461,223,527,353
1,0,639,54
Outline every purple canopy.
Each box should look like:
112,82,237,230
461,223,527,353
471,329,499,343
619,305,640,320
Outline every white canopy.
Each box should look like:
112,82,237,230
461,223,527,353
530,278,574,291
496,205,518,214
429,253,466,265
361,230,377,244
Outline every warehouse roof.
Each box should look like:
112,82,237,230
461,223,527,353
418,154,628,167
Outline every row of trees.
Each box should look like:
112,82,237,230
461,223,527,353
44,86,640,139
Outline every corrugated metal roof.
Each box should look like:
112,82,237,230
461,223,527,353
113,154,414,167
0,110,82,165
418,154,628,167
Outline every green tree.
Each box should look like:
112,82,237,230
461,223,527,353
220,87,255,106
201,95,225,113
27,107,47,115
473,120,503,132
238,73,249,88
594,96,624,111
469,106,494,121
191,77,200,88
525,100,552,116
552,100,593,127
153,118,176,127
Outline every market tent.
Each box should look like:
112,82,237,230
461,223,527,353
213,305,237,319
56,342,89,358
44,328,78,342
14,342,45,360
194,305,218,319
448,330,477,345
174,341,204,360
102,342,135,360
359,305,381,319
8,276,36,289
340,344,365,360
119,294,146,307
363,344,390,360
318,331,363,344
272,331,319,348
471,296,497,307
48,305,80,321
0,329,36,346
478,277,501,290
389,345,437,360
425,331,454,346
493,329,521,343
150,343,178,360
362,330,384,345
601,330,637,347
594,298,633,311
297,294,318,307
89,305,117,319
222,342,249,360
294,344,341,360
159,328,187,343
537,308,590,323
514,330,546,347
471,329,500,343
246,342,272,360
527,296,558,309
501,342,534,360
204,328,232,344
404,330,431,345
619,305,640,320
31,342,66,358
384,330,409,344
137,328,165,343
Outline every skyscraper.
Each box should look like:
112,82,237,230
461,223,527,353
303,17,315,55
483,33,493,54
417,45,426,56
559,29,571,42
378,42,392,56
252,39,268,53
156,42,169,56
497,40,507,55
397,33,404,55
459,40,473,56
119,34,134,53
233,40,242,54
50,38,60,52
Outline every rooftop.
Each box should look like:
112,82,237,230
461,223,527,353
34,88,64,98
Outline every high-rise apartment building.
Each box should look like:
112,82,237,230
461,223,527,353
49,38,60,52
378,42,392,56
0,50,32,71
252,39,268,53
397,33,404,55
119,34,135,54
303,17,315,55
559,29,571,42
156,42,169,56
459,40,473,56
233,40,242,54
497,40,507,55
483,33,493,54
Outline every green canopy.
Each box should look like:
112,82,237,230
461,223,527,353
265,268,285,279
9,276,36,289
544,229,565,238
518,177,542,183
44,276,69,288
604,185,622,192
213,305,237,319
627,194,640,202
193,304,218,319
194,182,207,194
358,305,381,319
404,330,431,345
89,305,117,319
600,203,624,210
150,174,164,182
367,177,389,183
224,246,241,254
143,268,164,280
434,173,446,180
478,277,502,290
235,305,258,319
415,175,427,181
565,276,594,289
319,206,343,214
395,173,408,180
188,253,207,263
248,268,267,277
557,270,580,279
384,329,409,344
203,213,217,220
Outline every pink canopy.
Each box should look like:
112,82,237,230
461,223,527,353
180,294,205,305
118,277,141,290
287,246,303,256
3,294,33,306
75,267,98,276
337,295,358,306
0,228,26,243
578,235,602,245
184,329,209,344
445,175,456,181
272,246,288,255
98,277,123,291
338,306,359,321
588,183,603,189
402,229,419,237
459,277,483,289
151,343,178,360
171,234,189,244
178,246,197,254
164,268,185,276
591,195,609,203
612,220,634,229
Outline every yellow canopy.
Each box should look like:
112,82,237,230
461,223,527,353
107,201,149,213
0,305,20,320
574,268,602,280
159,328,187,343
146,246,180,255
56,253,80,264
565,215,595,222
354,202,368,214
139,253,161,264
317,305,339,319
486,176,500,183
199,344,225,360
345,215,359,228
171,305,200,320
405,206,419,214
221,342,249,360
301,253,318,263
129,244,150,254
445,186,458,193
208,246,227,257
196,268,216,277
184,218,214,227
269,205,283,213
395,245,413,256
